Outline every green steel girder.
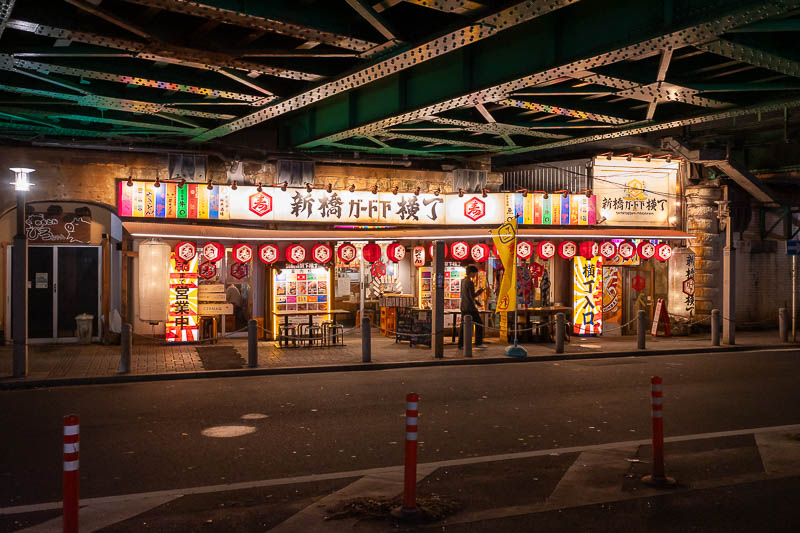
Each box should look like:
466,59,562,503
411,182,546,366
0,106,202,133
0,120,182,137
290,0,798,152
496,99,633,125
698,39,800,79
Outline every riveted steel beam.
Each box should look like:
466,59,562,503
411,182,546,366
5,19,319,82
401,0,483,14
571,72,731,108
0,54,268,103
426,116,569,138
698,38,800,79
500,97,800,155
0,120,181,137
0,106,202,133
375,130,507,150
497,99,633,125
322,140,479,155
298,0,793,151
345,0,398,41
63,0,152,39
0,0,15,40
190,0,581,142
121,0,379,53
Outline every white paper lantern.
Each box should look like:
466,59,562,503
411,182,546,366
138,239,171,323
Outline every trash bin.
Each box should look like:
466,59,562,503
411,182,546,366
75,314,94,344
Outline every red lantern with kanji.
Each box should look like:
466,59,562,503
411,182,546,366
450,241,469,261
337,243,357,264
471,243,490,262
371,261,386,277
311,243,333,264
599,241,617,260
412,246,426,266
579,241,599,259
387,243,406,262
232,243,252,263
637,241,656,260
286,244,306,264
175,241,197,262
429,243,449,260
516,240,534,260
230,262,248,280
258,243,279,264
362,243,381,263
537,241,556,260
618,241,636,259
655,243,673,262
201,242,224,263
558,241,577,260
198,261,217,279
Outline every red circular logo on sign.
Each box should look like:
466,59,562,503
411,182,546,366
451,241,469,261
371,261,386,277
517,240,533,260
286,244,306,264
632,274,646,292
248,190,273,217
537,241,556,260
387,243,406,262
199,261,217,279
312,243,333,264
599,241,617,260
471,243,489,262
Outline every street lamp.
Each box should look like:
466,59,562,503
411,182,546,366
10,167,34,377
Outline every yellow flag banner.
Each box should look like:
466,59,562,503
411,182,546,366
491,217,517,313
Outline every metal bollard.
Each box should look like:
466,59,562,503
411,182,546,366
555,313,565,354
63,414,80,533
400,393,420,515
247,319,258,368
362,317,371,363
711,309,720,346
637,310,646,349
463,315,473,358
642,377,676,487
120,323,131,374
779,308,789,342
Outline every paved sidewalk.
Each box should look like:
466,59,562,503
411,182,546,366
0,329,791,386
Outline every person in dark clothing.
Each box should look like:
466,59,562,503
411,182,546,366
459,265,487,349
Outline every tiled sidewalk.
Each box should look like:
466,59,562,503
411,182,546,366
0,329,790,383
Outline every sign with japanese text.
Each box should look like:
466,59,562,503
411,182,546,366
593,157,678,226
25,212,92,244
167,253,198,342
515,193,596,225
573,255,603,335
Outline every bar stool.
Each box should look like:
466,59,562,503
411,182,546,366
326,323,345,345
320,320,333,345
278,325,298,347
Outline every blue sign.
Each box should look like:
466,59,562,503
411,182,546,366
787,241,800,255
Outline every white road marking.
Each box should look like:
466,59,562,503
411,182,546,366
3,422,800,516
240,413,268,420
201,425,256,438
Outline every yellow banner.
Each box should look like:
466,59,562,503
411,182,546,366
491,217,517,313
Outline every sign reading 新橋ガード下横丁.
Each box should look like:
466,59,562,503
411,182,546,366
118,181,613,227
592,156,678,226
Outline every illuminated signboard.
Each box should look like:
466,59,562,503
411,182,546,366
573,255,603,335
167,253,198,342
515,193,597,226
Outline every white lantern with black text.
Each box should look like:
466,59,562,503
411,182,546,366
138,238,171,323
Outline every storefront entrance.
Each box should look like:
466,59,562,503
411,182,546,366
5,245,100,342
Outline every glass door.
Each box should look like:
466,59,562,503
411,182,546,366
223,248,252,336
56,247,100,339
623,267,653,335
28,247,54,339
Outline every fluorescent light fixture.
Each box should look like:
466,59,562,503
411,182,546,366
9,167,35,192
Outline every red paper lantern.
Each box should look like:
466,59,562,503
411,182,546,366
428,243,449,260
371,261,386,277
232,243,252,263
412,245,426,266
637,241,656,260
599,241,617,260
362,243,381,263
258,244,279,264
230,262,248,279
618,241,636,259
579,241,599,259
286,244,306,264
655,243,673,262
491,244,499,258
471,243,490,262
558,241,577,260
311,243,333,264
537,241,556,260
201,242,224,263
198,261,217,279
387,242,406,262
450,241,470,261
516,240,534,260
174,241,197,262
337,243,357,264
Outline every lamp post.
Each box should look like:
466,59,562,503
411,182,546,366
10,167,34,377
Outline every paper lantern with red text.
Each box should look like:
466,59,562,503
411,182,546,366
337,243,357,264
387,243,406,262
428,243,449,260
286,244,306,264
412,246,426,266
175,241,197,262
618,241,636,259
362,243,381,263
201,242,224,263
471,243,490,262
637,241,656,260
558,241,577,260
312,243,333,264
599,241,617,260
516,240,534,260
258,244,279,264
232,243,252,263
579,241,599,259
655,243,673,262
450,241,470,261
537,241,556,260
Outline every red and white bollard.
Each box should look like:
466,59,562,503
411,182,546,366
402,393,420,514
63,414,80,533
642,377,676,487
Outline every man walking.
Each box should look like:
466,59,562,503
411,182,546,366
459,265,488,349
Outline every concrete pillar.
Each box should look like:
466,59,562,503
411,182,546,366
685,183,722,325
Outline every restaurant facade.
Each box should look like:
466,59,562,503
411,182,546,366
1,151,694,345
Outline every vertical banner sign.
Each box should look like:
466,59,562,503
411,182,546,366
119,181,132,216
177,184,188,218
491,218,517,314
573,256,603,335
602,266,622,335
167,253,198,342
166,182,177,218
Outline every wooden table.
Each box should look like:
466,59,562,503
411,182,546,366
273,309,352,347
445,309,493,343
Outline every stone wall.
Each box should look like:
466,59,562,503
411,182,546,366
685,182,722,320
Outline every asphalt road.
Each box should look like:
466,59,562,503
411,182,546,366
2,348,800,507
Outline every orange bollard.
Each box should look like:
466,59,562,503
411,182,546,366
642,377,676,487
63,414,80,533
402,393,419,512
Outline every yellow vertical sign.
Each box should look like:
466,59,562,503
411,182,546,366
490,217,517,314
